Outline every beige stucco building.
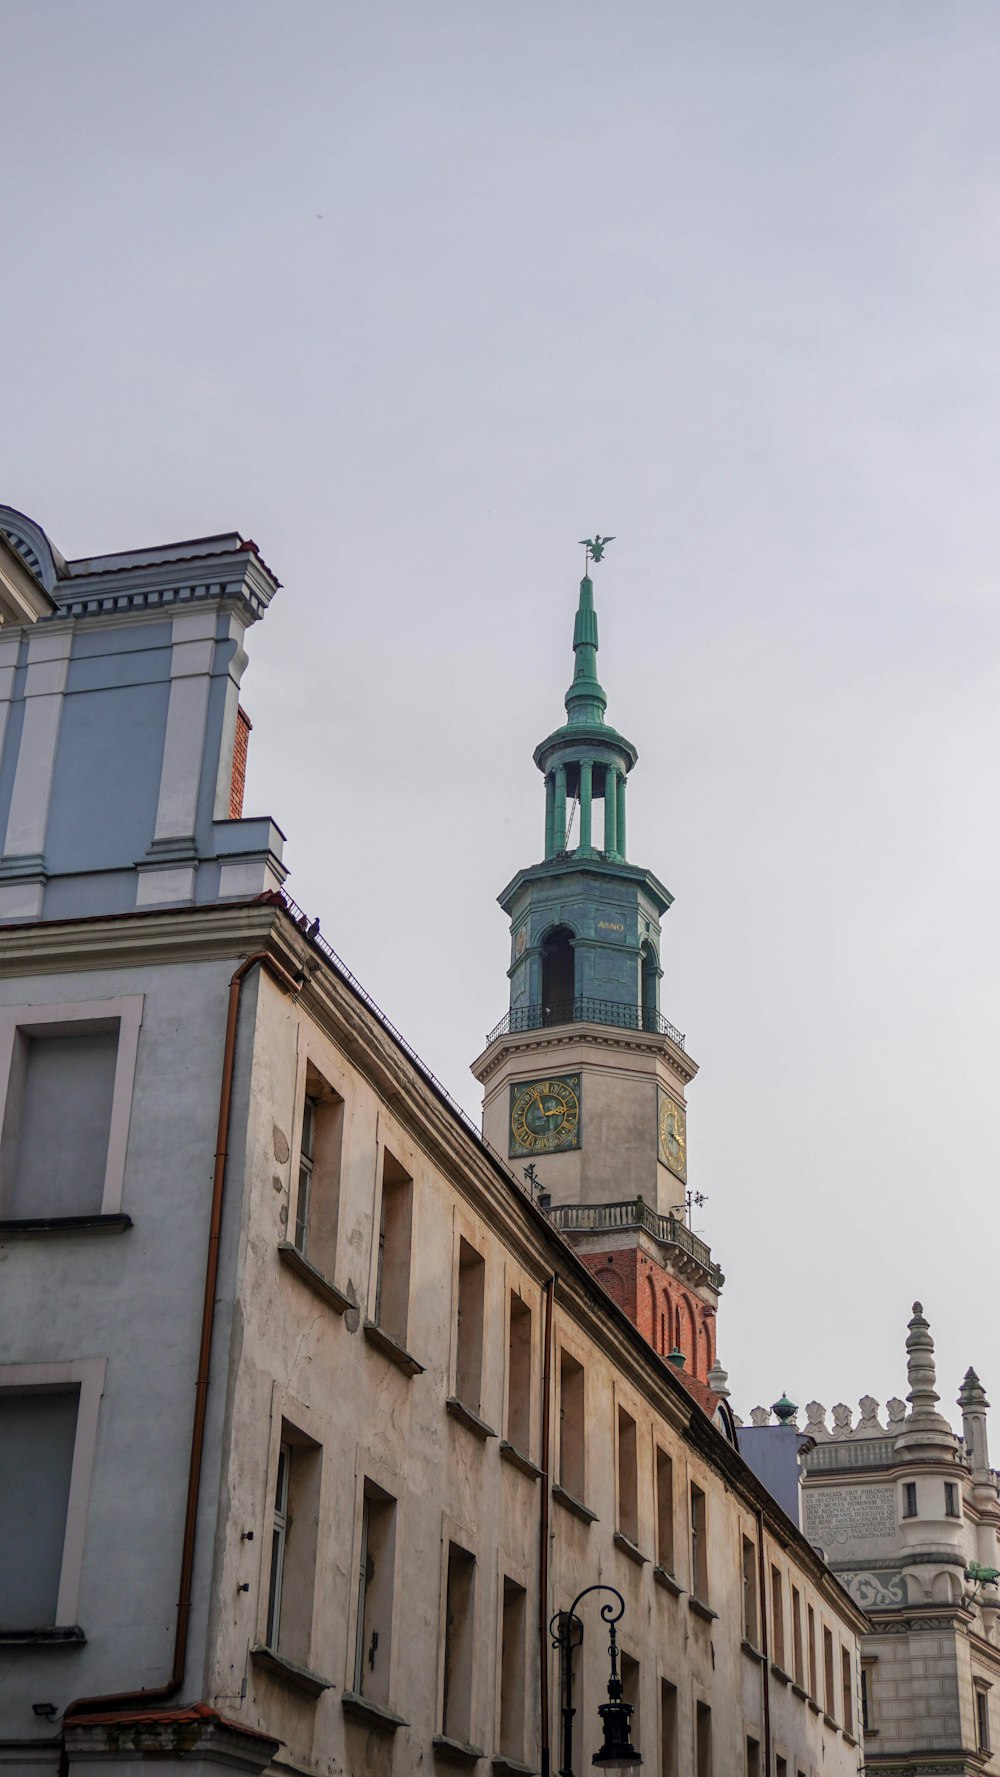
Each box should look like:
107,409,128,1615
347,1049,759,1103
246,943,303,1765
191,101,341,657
0,506,867,1777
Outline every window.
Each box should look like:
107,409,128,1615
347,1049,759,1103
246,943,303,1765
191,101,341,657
807,1604,817,1699
660,1679,678,1777
498,1577,527,1761
746,1737,761,1777
442,1542,476,1744
791,1586,804,1686
903,1480,917,1518
976,1685,991,1753
293,1069,344,1275
354,1481,397,1706
775,1759,787,1777
861,1660,875,1732
455,1239,486,1414
823,1625,835,1720
505,1293,532,1455
264,1424,321,1667
374,1150,413,1347
617,1407,638,1544
620,1651,639,1746
841,1646,853,1732
741,1537,758,1645
690,1484,708,1601
0,1386,80,1628
0,998,142,1220
558,1349,585,1500
695,1699,712,1777
655,1448,674,1571
945,1480,960,1518
771,1565,786,1670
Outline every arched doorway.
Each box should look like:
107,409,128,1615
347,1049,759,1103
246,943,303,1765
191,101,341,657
640,941,658,1031
541,926,576,1024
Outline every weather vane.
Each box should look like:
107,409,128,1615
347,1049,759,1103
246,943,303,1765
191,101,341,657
579,534,615,567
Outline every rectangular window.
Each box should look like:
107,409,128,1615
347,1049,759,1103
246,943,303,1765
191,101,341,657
791,1585,804,1686
903,1480,917,1518
861,1661,874,1732
823,1624,835,1720
620,1651,639,1747
807,1603,818,1700
442,1542,476,1744
617,1407,638,1544
0,1386,80,1628
655,1447,674,1572
742,1537,758,1645
945,1480,960,1518
977,1687,991,1753
455,1239,486,1414
558,1349,585,1500
746,1737,761,1777
264,1425,321,1667
690,1484,708,1602
498,1577,526,1761
354,1481,397,1706
695,1699,712,1777
293,1071,344,1274
374,1151,413,1347
2,1025,118,1218
775,1759,787,1777
505,1293,532,1455
660,1679,678,1777
771,1565,786,1670
841,1646,853,1732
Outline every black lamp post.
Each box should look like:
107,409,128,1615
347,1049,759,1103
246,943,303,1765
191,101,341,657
550,1584,642,1775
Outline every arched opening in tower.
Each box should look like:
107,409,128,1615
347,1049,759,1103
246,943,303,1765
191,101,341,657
541,926,576,1024
640,942,658,1030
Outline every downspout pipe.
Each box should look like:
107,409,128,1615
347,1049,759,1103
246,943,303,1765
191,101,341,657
62,951,301,1739
539,1275,555,1777
755,1505,773,1776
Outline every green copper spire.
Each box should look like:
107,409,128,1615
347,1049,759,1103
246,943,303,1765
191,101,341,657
565,573,607,726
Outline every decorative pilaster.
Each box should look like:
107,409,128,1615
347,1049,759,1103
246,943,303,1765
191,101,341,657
0,622,74,919
137,611,217,907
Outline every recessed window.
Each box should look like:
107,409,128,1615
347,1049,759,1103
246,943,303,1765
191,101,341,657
455,1239,486,1414
771,1565,786,1670
775,1758,787,1777
695,1699,712,1777
620,1650,639,1745
841,1646,853,1731
374,1150,413,1347
655,1447,674,1572
741,1537,758,1646
660,1678,678,1777
945,1480,960,1518
505,1293,532,1455
558,1350,585,1500
354,1480,397,1707
617,1406,638,1544
807,1603,817,1699
902,1480,918,1518
442,1542,476,1744
746,1736,761,1777
264,1423,322,1668
498,1577,527,1761
977,1686,991,1753
293,1070,344,1276
823,1625,836,1720
0,1386,80,1628
690,1484,708,1602
861,1661,875,1732
791,1585,804,1687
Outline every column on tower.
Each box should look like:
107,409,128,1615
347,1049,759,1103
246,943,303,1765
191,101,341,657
544,772,555,859
603,762,617,854
554,764,567,854
616,768,627,859
579,758,592,851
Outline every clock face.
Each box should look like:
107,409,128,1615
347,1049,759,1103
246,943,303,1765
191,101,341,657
509,1075,581,1156
658,1093,687,1180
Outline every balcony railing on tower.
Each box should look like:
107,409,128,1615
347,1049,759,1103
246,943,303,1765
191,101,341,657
486,997,686,1051
548,1199,723,1288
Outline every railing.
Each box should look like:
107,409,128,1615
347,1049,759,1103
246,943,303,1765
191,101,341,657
548,1199,723,1287
486,998,686,1050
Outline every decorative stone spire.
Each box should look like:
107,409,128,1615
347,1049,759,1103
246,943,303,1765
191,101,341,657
564,573,608,728
707,1359,730,1398
894,1301,958,1457
959,1366,992,1476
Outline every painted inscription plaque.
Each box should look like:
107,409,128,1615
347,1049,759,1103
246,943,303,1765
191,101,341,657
803,1486,896,1549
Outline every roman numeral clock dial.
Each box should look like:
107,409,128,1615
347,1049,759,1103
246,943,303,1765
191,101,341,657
509,1076,581,1157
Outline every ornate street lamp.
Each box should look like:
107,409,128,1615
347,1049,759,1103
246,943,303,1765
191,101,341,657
550,1584,642,1775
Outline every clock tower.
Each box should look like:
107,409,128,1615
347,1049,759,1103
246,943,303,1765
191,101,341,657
471,549,723,1380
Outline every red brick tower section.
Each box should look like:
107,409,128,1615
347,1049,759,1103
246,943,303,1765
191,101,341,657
552,1198,723,1384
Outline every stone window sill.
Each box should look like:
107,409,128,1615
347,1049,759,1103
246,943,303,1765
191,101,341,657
0,1215,132,1240
342,1690,407,1731
688,1596,718,1623
771,1662,792,1686
433,1733,485,1764
653,1565,684,1597
278,1241,353,1315
492,1758,536,1775
791,1682,808,1701
823,1713,839,1732
551,1484,598,1525
364,1321,425,1377
446,1397,497,1440
807,1697,822,1715
250,1643,331,1698
0,1625,86,1645
499,1440,542,1480
613,1531,648,1566
842,1731,858,1747
741,1638,765,1665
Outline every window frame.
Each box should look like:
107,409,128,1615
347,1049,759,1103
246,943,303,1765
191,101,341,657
0,1357,106,1627
976,1683,992,1753
0,996,142,1217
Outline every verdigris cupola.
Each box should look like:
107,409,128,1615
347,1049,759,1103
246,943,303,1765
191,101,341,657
472,542,723,1385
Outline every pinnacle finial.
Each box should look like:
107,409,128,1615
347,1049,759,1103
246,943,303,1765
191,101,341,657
565,550,608,726
960,1366,990,1412
905,1300,939,1412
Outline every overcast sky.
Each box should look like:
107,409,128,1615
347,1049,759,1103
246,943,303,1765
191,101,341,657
3,0,999,1425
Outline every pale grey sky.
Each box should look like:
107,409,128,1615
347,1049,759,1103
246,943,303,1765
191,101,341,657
3,1,999,1421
